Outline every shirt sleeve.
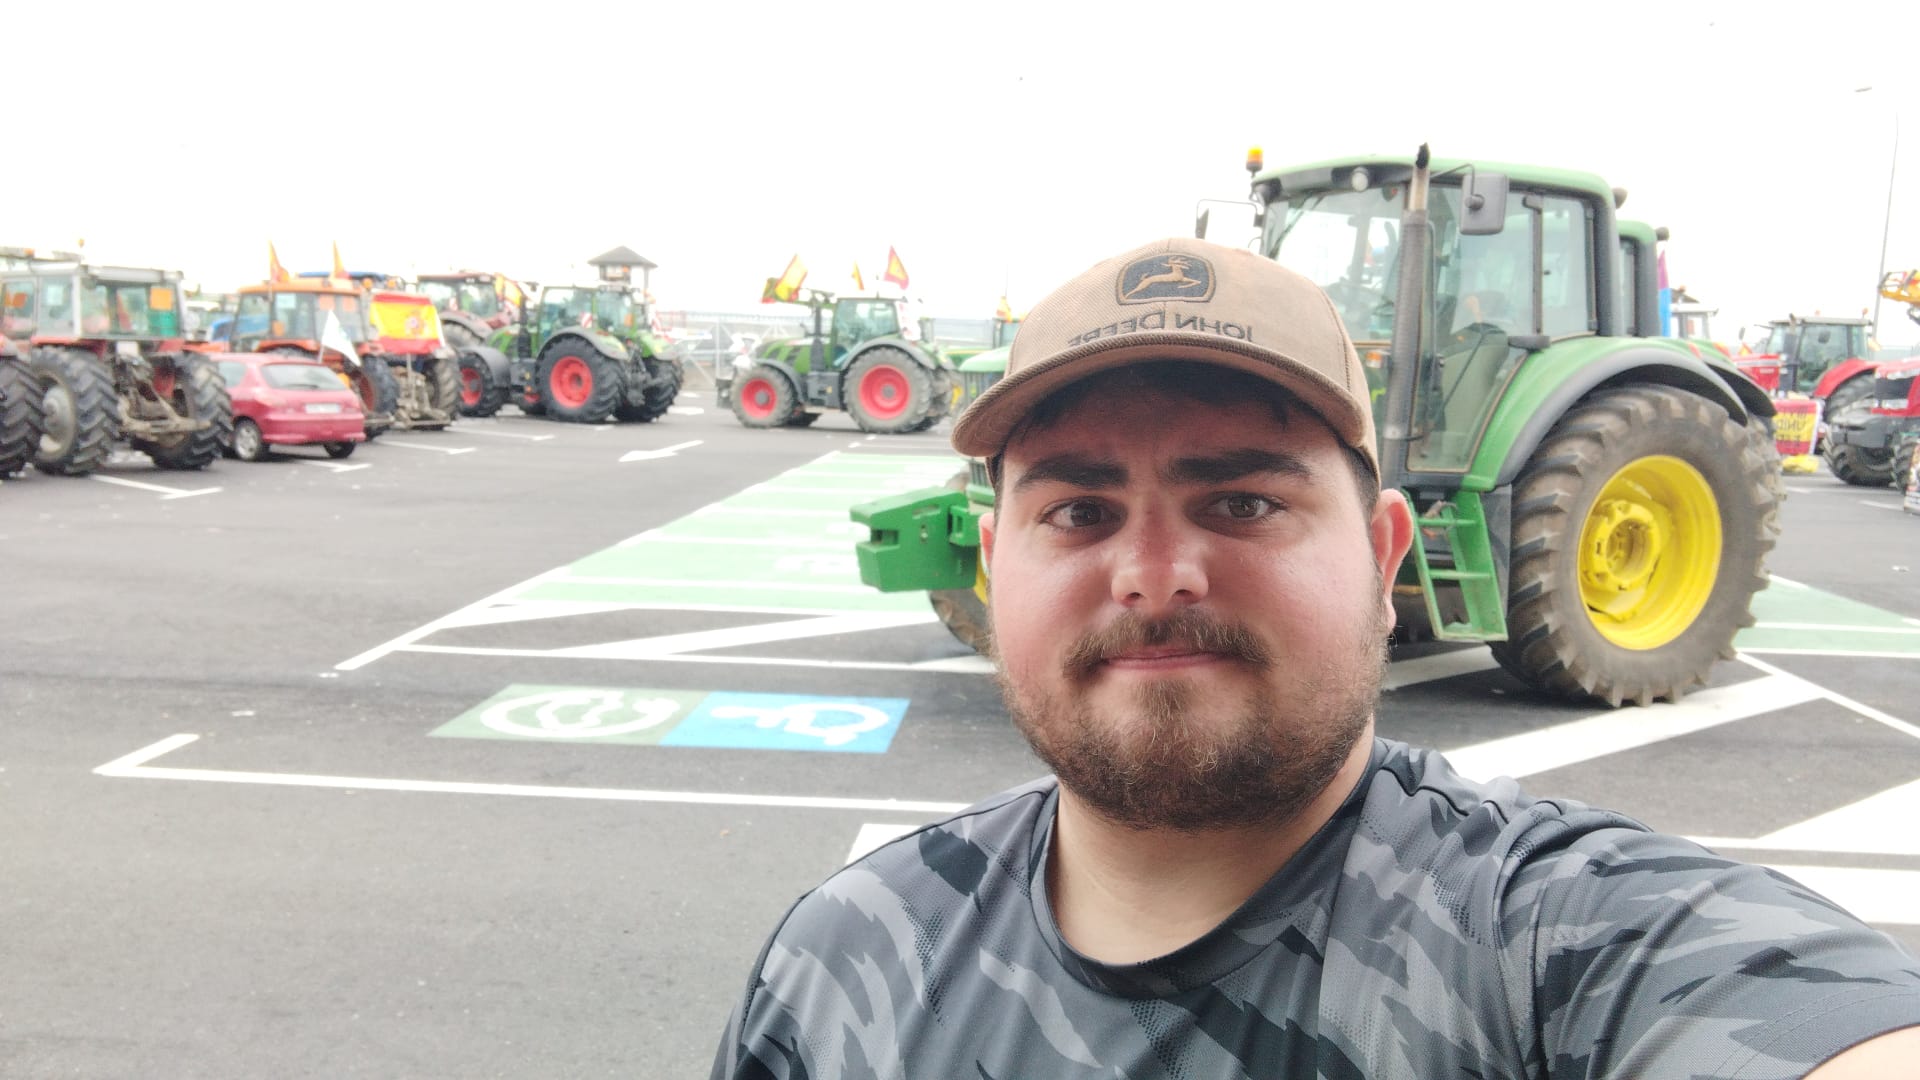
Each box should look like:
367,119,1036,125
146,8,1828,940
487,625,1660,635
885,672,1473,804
1515,828,1920,1079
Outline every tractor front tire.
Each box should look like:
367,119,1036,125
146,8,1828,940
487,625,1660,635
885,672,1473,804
1821,377,1895,487
730,365,796,428
457,352,507,417
845,349,934,434
30,348,117,477
1490,385,1776,707
426,355,463,419
538,345,622,423
144,355,233,470
0,353,44,477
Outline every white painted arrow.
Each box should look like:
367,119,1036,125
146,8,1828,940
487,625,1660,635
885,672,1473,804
89,474,221,500
619,439,703,463
297,459,370,474
380,440,477,455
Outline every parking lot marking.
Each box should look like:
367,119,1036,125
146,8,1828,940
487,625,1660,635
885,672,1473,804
1737,653,1920,742
399,643,995,675
668,405,705,415
88,474,221,500
93,733,972,813
847,823,922,864
1739,581,1920,657
619,439,704,463
1859,499,1902,511
297,460,371,474
1442,674,1821,784
1382,647,1500,690
380,440,477,455
541,611,939,660
457,428,556,442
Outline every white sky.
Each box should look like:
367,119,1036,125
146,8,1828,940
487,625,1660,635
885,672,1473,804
12,0,1915,344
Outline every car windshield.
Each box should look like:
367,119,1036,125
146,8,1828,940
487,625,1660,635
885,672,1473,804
262,362,348,390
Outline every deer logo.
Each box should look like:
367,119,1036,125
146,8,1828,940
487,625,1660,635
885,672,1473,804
1117,253,1215,305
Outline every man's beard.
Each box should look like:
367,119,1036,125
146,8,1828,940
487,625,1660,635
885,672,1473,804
996,598,1387,832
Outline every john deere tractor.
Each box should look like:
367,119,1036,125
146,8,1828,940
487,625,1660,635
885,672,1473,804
853,149,1781,707
0,262,232,475
727,290,955,432
0,337,41,477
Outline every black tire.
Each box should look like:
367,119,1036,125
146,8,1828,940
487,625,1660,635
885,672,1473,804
1746,413,1786,537
1490,385,1777,707
351,359,400,440
142,355,233,470
615,356,680,423
730,364,797,428
1821,376,1894,486
442,320,484,350
30,348,117,477
928,471,992,654
785,412,820,428
323,441,356,459
457,352,507,417
232,417,271,462
844,348,934,434
926,366,955,419
537,341,623,423
0,352,44,477
426,354,462,418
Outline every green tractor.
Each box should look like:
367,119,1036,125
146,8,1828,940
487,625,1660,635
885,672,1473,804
0,336,42,477
0,262,232,476
853,149,1781,707
726,290,956,433
936,314,1022,367
418,270,535,418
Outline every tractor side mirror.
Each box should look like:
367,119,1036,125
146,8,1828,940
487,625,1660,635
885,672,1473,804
1460,172,1509,236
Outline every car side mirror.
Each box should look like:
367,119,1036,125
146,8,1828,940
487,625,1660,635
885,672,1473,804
1460,172,1509,236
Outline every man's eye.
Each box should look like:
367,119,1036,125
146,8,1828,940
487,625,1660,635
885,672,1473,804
1042,500,1110,529
1212,494,1278,520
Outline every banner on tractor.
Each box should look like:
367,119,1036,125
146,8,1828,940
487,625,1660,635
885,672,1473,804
1774,397,1819,457
882,247,908,288
369,295,442,343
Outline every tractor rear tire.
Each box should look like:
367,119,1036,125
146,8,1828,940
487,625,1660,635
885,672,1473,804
1821,377,1895,487
616,357,680,423
457,352,507,417
144,355,233,470
1490,385,1776,707
30,348,116,477
1746,413,1785,536
356,360,400,440
426,354,462,419
785,412,820,428
0,352,44,477
846,349,933,434
928,471,992,655
538,344,622,423
730,365,797,428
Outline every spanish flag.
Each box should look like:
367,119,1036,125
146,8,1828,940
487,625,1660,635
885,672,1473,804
996,296,1014,322
882,247,908,289
268,242,292,284
331,242,350,285
765,255,806,303
852,262,865,291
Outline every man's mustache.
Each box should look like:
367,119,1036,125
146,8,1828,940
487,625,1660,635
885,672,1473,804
1064,610,1274,678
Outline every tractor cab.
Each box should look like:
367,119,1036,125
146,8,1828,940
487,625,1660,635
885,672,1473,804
231,283,369,356
537,285,645,346
0,264,186,347
829,296,914,363
1736,316,1871,396
419,272,512,327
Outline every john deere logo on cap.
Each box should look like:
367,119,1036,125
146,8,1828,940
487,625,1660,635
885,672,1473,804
1116,253,1215,305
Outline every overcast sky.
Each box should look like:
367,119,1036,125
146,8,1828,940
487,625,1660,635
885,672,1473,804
12,0,1914,344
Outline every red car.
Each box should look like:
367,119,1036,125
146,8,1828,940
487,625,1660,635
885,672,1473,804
213,354,367,461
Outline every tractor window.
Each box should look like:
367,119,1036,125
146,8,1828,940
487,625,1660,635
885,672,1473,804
1263,188,1403,343
233,293,272,348
1618,238,1642,336
274,292,314,340
1539,196,1595,338
460,282,502,318
1,280,35,337
593,290,636,331
420,280,457,311
40,280,74,335
79,285,112,335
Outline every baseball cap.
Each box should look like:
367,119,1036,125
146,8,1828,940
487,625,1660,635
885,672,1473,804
950,237,1378,479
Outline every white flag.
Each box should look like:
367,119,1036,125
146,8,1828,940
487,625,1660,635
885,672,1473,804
320,310,360,367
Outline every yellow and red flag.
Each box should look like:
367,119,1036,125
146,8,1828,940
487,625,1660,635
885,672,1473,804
330,242,349,285
882,247,908,289
766,255,807,302
268,242,292,284
996,295,1014,322
852,262,865,291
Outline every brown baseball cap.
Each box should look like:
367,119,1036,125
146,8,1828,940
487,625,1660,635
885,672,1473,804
950,237,1378,479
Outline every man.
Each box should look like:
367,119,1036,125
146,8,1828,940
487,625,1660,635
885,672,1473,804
712,238,1920,1078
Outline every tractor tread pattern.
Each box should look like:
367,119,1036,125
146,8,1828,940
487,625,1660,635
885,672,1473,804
30,348,117,477
537,342,623,424
0,353,44,477
457,351,508,418
143,355,234,470
1821,377,1895,487
845,348,934,434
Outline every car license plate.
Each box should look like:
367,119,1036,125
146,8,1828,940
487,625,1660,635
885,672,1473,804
306,402,343,414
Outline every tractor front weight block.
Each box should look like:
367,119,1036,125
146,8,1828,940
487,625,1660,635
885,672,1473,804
851,487,977,592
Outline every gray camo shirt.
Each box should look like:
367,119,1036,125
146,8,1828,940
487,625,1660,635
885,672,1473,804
712,738,1920,1078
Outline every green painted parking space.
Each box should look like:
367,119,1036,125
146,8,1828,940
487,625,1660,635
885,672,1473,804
1738,577,1920,656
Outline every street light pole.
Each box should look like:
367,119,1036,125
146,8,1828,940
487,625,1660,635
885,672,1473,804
1859,86,1900,339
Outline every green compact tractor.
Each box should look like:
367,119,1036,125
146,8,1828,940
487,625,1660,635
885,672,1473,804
0,262,232,476
727,290,956,433
0,337,42,477
853,149,1781,707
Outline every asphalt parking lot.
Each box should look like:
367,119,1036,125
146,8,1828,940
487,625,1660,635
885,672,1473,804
6,395,1920,1078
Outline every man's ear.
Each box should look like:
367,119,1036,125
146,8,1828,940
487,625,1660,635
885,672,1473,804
1370,489,1414,630
978,510,996,570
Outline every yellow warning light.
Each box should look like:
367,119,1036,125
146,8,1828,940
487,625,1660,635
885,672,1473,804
1245,146,1264,174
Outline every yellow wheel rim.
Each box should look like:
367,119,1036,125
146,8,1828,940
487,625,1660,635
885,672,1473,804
1578,455,1721,650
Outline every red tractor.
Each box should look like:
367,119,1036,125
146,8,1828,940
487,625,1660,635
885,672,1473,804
1732,315,1881,479
1826,272,1920,488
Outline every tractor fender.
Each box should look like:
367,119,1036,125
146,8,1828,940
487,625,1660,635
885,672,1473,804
845,337,946,372
440,309,492,343
743,356,804,393
540,328,627,364
1468,339,1759,490
462,344,511,383
1811,358,1877,401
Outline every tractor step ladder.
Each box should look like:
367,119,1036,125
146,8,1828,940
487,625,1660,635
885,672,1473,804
1408,490,1508,641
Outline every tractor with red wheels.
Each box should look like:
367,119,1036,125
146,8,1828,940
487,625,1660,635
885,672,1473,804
727,289,955,432
0,261,232,476
417,271,529,417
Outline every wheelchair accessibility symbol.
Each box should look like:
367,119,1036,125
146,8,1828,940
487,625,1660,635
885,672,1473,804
435,685,908,753
706,701,892,747
480,689,684,740
662,692,908,753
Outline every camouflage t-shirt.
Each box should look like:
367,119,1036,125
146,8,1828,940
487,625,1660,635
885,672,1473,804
712,738,1920,1079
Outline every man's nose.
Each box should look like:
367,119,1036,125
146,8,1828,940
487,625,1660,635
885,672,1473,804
1109,510,1209,613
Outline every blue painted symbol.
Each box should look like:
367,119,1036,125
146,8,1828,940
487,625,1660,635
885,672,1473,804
661,692,908,753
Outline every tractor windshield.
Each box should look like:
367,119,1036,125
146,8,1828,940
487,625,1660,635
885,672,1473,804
78,279,182,338
423,279,504,319
233,291,368,349
593,290,639,333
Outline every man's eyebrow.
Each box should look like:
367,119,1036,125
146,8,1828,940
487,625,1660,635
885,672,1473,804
1010,455,1128,494
1163,448,1316,485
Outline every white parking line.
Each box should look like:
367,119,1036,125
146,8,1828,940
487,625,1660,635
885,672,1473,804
457,429,556,442
1859,500,1902,511
89,475,221,500
94,734,973,814
297,460,370,474
1382,647,1499,690
380,440,477,455
847,823,922,864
